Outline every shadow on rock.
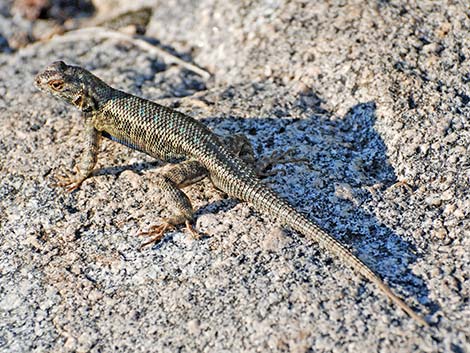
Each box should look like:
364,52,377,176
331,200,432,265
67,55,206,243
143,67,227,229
198,97,433,314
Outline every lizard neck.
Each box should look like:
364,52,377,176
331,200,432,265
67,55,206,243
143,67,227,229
80,86,123,113
75,71,123,113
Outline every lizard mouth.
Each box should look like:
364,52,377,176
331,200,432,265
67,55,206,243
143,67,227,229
34,73,47,91
34,75,42,88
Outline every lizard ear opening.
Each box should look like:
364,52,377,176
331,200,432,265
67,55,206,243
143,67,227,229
73,94,95,113
73,95,84,108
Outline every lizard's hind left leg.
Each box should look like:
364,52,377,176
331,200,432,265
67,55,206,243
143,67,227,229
222,134,257,167
222,134,305,177
138,160,208,248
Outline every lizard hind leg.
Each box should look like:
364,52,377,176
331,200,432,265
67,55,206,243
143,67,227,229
221,134,307,177
222,134,257,168
137,160,208,248
256,148,308,177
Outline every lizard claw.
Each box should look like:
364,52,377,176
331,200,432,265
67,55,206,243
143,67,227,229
137,221,175,248
53,166,86,192
185,220,201,240
137,220,202,248
257,148,308,177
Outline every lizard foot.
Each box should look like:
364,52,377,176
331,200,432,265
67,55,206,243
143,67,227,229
185,220,201,240
137,221,175,248
53,166,86,192
137,220,202,249
257,148,308,177
389,179,413,192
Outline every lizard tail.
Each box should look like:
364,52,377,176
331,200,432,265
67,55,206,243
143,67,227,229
244,183,429,326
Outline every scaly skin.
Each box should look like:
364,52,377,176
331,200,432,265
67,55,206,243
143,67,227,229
35,61,428,326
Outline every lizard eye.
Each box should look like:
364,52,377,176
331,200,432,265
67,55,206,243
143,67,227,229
48,80,64,91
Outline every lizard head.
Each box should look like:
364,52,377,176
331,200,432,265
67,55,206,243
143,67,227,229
35,61,109,112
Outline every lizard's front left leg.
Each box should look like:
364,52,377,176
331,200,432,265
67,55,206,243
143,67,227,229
138,160,208,248
56,116,100,192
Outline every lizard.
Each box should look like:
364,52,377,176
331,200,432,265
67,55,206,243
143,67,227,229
34,61,429,327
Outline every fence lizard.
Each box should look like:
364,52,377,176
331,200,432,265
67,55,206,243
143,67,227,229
35,61,428,326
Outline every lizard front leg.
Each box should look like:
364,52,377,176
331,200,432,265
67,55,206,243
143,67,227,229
56,116,100,192
138,160,208,247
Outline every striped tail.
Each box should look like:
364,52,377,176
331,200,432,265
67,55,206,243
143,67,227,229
244,182,428,326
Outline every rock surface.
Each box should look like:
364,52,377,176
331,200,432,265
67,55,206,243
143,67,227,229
0,1,468,352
